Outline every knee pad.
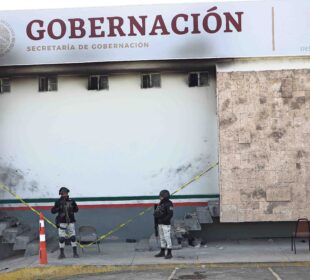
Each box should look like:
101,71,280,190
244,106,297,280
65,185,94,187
59,237,66,244
70,236,76,242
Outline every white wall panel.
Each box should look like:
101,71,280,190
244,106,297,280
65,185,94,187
0,73,218,199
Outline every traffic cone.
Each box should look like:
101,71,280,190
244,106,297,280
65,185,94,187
39,212,48,265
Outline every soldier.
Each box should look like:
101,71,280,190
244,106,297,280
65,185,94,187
51,187,79,259
153,189,174,259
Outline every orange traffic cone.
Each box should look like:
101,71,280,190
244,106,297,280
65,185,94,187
39,213,48,265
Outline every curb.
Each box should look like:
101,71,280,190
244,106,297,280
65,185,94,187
2,262,310,280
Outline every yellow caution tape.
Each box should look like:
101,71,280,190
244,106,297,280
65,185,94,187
81,161,218,248
171,162,219,196
0,161,218,248
0,183,57,229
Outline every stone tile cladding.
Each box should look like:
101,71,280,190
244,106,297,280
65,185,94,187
218,69,310,222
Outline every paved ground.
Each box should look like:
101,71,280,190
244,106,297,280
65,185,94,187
1,238,310,279
59,266,310,280
46,238,310,265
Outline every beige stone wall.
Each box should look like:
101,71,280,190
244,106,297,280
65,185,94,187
218,69,310,222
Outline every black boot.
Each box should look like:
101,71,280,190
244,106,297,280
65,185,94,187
58,248,65,259
154,248,165,257
165,249,173,259
73,246,79,258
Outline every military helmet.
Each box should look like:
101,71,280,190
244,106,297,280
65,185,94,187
159,189,170,199
59,187,70,195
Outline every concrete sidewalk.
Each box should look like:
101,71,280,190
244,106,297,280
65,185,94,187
1,238,310,279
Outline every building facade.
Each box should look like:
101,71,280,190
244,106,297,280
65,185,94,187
0,0,309,238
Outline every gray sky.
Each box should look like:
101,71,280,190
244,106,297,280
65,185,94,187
0,0,255,11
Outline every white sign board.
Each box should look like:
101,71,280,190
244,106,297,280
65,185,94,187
0,0,309,66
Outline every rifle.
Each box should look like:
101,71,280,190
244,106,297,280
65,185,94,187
154,204,159,237
59,200,71,224
65,201,73,224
